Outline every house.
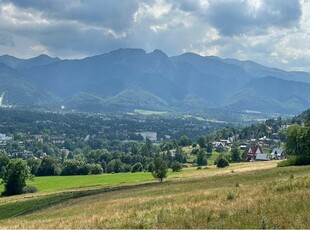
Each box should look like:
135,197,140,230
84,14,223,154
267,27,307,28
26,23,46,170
137,132,157,142
244,145,263,161
271,147,286,160
256,153,270,161
0,133,12,142
50,135,66,144
213,141,227,152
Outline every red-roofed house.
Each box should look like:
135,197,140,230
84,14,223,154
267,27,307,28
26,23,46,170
244,145,263,161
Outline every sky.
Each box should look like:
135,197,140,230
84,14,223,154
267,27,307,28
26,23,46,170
0,0,309,72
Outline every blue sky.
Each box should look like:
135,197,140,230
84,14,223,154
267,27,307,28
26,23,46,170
0,0,309,72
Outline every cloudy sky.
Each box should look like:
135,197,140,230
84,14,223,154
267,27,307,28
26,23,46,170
0,0,309,72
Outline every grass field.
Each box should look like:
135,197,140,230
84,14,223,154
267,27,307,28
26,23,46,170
0,161,309,229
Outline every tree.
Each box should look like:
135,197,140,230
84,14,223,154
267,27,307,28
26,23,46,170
171,161,182,172
286,123,310,157
179,135,192,147
197,136,206,148
107,159,124,173
152,157,168,182
206,143,213,154
37,156,61,176
216,157,229,168
89,164,103,174
286,125,305,156
26,157,41,175
61,159,86,175
2,159,34,196
197,149,208,166
0,153,10,178
147,162,155,172
131,162,143,173
231,147,242,163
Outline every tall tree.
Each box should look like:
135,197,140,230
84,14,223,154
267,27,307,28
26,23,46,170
152,157,168,182
231,147,242,163
197,149,208,166
2,159,34,196
197,136,206,148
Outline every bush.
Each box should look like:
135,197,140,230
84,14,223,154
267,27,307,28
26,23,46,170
171,161,182,172
89,164,103,174
227,192,234,200
2,159,34,196
216,157,229,168
22,185,38,194
277,155,310,167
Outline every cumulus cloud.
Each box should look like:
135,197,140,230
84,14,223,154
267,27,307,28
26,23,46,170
0,0,309,72
195,0,302,36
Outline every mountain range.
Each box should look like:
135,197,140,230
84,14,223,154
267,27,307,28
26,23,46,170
1,48,310,114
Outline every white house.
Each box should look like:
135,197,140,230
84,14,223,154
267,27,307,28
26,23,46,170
271,147,286,160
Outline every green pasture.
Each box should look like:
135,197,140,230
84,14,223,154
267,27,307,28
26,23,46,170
0,162,309,229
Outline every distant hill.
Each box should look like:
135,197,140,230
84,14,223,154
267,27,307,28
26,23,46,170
0,49,310,114
16,54,61,69
0,55,24,68
0,63,58,107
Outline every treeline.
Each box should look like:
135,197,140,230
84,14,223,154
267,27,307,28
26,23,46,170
279,109,310,166
0,138,186,177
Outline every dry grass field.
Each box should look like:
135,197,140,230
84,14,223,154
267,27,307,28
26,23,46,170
0,161,309,229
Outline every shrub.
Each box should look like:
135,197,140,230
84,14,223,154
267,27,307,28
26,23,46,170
227,192,234,200
277,155,310,167
89,164,103,174
2,159,34,196
216,157,229,168
22,185,38,194
171,161,182,172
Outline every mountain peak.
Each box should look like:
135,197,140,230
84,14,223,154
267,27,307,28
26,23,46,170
109,48,146,57
149,49,169,59
0,54,24,68
16,54,60,69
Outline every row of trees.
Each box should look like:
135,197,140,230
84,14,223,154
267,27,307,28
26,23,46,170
1,155,170,196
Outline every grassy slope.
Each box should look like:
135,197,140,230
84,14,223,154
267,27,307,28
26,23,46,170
0,162,310,229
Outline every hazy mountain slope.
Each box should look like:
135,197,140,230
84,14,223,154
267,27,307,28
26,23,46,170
1,48,310,114
223,58,310,83
0,55,24,68
223,76,310,113
245,76,310,102
16,54,61,69
0,63,58,107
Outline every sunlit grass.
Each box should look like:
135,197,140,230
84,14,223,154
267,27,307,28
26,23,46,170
0,162,309,229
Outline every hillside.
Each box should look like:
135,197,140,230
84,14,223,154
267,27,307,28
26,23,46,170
0,162,309,229
0,63,58,107
1,49,310,114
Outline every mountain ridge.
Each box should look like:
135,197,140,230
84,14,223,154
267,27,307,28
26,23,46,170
0,49,310,114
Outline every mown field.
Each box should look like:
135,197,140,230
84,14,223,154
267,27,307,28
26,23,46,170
0,161,309,229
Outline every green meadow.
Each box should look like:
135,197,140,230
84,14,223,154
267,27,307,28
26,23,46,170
0,162,309,229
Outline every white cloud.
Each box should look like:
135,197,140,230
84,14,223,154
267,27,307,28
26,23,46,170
0,0,309,72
